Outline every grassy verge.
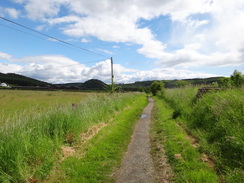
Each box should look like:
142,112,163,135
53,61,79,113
49,94,148,182
163,87,244,182
152,97,218,183
0,93,147,182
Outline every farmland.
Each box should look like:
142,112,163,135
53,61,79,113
0,90,95,125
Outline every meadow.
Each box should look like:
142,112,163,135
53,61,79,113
0,90,95,125
158,86,244,182
0,90,148,182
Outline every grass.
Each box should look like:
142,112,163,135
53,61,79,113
0,90,94,125
50,95,148,182
0,93,147,182
162,87,244,182
151,97,218,183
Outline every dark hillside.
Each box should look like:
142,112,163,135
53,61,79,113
81,79,107,90
0,72,50,86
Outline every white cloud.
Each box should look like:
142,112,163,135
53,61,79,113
97,49,113,55
0,63,22,73
116,68,218,83
4,8,20,19
0,7,20,19
3,0,244,78
0,52,12,60
0,52,219,84
81,38,90,43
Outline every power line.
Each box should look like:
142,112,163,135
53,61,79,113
0,16,107,58
0,23,49,42
0,23,110,65
0,23,110,60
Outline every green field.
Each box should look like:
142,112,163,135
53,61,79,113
0,90,96,125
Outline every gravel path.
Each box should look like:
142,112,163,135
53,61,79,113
116,97,155,183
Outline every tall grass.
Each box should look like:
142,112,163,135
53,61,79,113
0,90,93,125
152,98,218,183
163,87,244,182
163,86,198,119
0,93,141,182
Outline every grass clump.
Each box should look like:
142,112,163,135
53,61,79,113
152,97,218,182
0,93,146,182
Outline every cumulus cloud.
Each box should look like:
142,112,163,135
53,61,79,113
0,6,20,19
116,68,218,84
0,52,218,84
13,0,244,69
0,52,12,60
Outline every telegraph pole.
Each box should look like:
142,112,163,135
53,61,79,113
111,57,114,93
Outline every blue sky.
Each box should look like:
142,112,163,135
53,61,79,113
0,0,244,84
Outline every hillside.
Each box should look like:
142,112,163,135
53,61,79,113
116,77,224,91
81,79,107,90
0,72,50,87
54,79,107,90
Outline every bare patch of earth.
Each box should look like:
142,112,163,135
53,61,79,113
44,122,107,182
176,122,216,170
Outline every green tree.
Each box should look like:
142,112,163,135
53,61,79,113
231,69,243,88
219,70,244,88
150,81,164,96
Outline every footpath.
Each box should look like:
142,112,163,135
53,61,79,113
116,97,155,183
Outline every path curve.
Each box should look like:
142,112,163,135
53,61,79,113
116,97,155,183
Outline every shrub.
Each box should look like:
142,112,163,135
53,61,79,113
150,81,164,96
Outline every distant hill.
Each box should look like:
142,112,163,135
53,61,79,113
116,77,224,91
55,79,107,90
81,79,107,90
0,72,51,86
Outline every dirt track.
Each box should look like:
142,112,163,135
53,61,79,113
116,97,155,183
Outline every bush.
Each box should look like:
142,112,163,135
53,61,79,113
150,81,164,96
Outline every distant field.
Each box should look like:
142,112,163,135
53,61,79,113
0,90,97,124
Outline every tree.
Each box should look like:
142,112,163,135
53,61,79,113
219,70,244,88
231,69,243,88
150,81,164,96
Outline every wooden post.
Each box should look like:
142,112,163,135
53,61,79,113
111,57,114,93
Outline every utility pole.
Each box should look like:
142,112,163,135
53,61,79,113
111,57,114,94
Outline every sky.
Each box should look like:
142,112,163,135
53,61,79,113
0,0,244,84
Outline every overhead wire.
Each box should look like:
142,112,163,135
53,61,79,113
0,23,110,64
0,16,107,58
